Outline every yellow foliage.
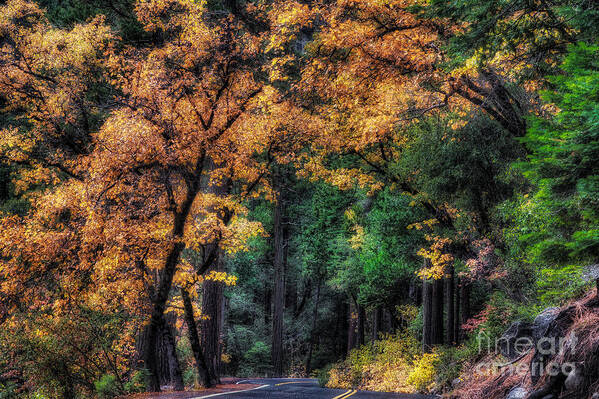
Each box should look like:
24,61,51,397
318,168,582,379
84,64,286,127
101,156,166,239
326,332,439,393
406,353,439,392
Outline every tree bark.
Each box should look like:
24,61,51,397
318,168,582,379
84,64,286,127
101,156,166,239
271,184,286,377
305,281,321,375
445,265,455,345
162,313,184,390
431,277,444,345
201,253,224,384
422,278,433,352
372,306,382,342
460,282,471,341
144,156,205,392
347,300,356,353
454,276,461,344
181,288,216,388
356,304,366,347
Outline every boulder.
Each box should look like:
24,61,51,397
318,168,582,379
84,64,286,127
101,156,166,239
506,386,528,399
564,365,584,391
530,307,561,384
532,307,560,342
499,321,533,359
591,393,599,399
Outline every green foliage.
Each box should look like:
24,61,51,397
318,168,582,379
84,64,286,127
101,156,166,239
423,0,599,78
94,374,120,399
0,382,18,399
536,265,588,306
316,365,332,387
239,341,271,377
123,369,148,394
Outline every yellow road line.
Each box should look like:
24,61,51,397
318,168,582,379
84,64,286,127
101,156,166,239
332,389,355,399
343,390,357,399
275,381,307,386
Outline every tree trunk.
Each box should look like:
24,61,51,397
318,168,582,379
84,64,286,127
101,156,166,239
201,253,224,384
271,185,286,377
357,304,366,347
163,313,184,390
181,288,216,387
460,282,471,341
454,276,461,344
144,157,204,392
431,277,444,345
347,301,356,353
305,281,321,375
372,306,382,342
445,265,455,345
422,278,433,352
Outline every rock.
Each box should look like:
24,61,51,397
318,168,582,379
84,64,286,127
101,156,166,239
451,378,461,387
506,386,528,399
530,307,561,384
499,321,533,359
532,307,560,342
564,365,584,391
591,392,599,399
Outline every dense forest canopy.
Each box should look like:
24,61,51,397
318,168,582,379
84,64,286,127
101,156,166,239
0,0,598,398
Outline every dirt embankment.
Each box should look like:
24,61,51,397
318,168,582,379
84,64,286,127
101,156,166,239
453,291,599,399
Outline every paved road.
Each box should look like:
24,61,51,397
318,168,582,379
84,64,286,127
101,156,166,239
193,378,437,399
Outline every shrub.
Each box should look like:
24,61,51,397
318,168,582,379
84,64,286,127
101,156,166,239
238,341,271,377
406,353,439,392
124,369,148,393
316,365,332,387
326,332,423,393
94,374,120,398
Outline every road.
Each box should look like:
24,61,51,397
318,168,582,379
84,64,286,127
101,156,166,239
193,378,437,399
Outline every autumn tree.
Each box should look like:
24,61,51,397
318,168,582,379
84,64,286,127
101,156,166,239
0,0,314,393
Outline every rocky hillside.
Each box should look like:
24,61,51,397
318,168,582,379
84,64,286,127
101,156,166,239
453,291,599,399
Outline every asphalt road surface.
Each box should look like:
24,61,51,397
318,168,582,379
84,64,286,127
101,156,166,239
192,379,438,399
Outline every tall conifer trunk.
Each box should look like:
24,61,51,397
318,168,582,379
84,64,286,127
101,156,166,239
446,264,455,345
432,277,444,344
305,281,321,374
272,176,287,377
454,276,461,344
422,278,433,352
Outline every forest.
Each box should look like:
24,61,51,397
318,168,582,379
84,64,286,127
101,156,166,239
0,0,598,398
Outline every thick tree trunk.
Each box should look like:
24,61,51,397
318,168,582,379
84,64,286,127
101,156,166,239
144,157,204,392
431,277,444,345
422,278,433,352
305,281,321,375
163,313,184,390
181,288,216,388
201,253,224,384
445,265,455,345
271,186,286,377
